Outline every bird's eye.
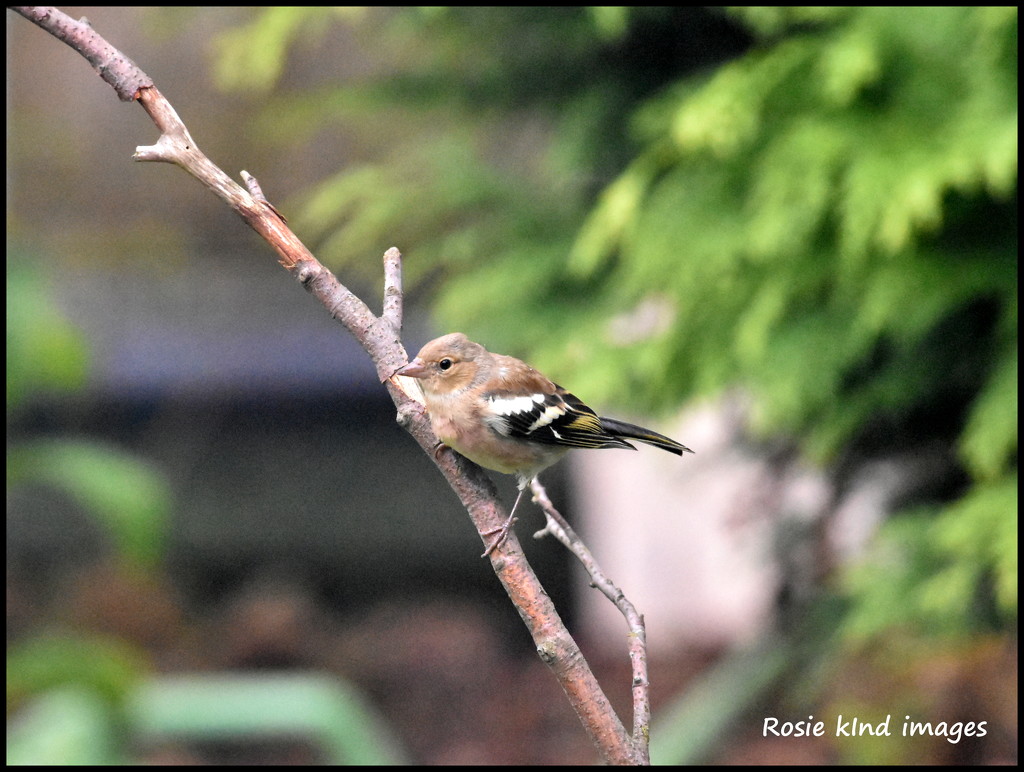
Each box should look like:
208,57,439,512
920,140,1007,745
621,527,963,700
438,358,453,371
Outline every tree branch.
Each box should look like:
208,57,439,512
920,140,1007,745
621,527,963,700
10,6,647,764
10,6,152,101
531,478,652,763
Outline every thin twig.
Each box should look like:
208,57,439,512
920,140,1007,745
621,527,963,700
530,478,651,764
242,171,288,224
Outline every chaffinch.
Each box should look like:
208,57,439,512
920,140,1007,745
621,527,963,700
394,333,693,555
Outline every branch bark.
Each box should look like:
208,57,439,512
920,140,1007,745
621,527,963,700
10,6,649,764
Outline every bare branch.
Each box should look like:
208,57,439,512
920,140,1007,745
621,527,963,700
10,7,645,764
11,6,152,101
531,478,651,764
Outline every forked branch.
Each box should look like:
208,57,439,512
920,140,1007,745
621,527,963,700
10,6,650,764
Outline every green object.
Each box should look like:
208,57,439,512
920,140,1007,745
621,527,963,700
6,631,148,711
7,440,171,571
7,687,122,766
127,672,406,765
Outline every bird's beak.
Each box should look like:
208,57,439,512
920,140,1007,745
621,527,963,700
394,358,428,379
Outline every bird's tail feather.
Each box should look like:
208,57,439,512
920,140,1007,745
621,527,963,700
600,417,693,456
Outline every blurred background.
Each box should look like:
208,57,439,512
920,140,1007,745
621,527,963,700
6,7,1017,765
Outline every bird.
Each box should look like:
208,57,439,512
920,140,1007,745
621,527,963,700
393,333,693,556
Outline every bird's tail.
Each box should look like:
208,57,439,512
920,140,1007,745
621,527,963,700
600,416,694,456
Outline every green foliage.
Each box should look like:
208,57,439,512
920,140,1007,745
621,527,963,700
7,258,88,409
214,7,366,92
7,440,172,571
214,7,1016,642
959,347,1018,481
7,632,149,713
128,673,407,764
6,254,173,763
841,475,1018,643
6,687,125,765
7,251,172,571
8,634,146,764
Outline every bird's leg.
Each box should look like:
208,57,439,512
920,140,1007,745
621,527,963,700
480,485,527,558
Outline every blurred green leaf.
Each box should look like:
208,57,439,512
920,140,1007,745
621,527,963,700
841,475,1018,642
7,440,171,570
6,258,88,410
213,7,365,92
7,632,148,712
568,152,660,277
128,673,407,765
959,349,1018,481
931,476,1018,615
587,6,629,40
6,687,123,766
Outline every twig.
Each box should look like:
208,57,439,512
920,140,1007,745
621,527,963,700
9,6,645,765
531,478,651,763
242,171,288,224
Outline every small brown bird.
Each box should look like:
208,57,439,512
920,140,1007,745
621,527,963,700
395,333,693,555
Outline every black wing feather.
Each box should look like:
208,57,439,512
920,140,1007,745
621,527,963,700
486,389,635,450
485,387,693,456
